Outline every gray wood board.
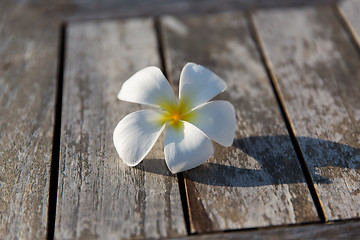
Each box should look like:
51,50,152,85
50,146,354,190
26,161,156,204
253,5,360,220
338,0,360,47
161,12,318,233
28,0,338,21
54,19,187,239
177,220,360,240
0,2,59,239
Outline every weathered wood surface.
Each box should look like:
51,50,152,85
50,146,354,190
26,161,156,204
338,0,360,47
55,19,186,239
180,220,360,240
253,6,360,220
161,12,318,233
0,2,59,239
29,0,339,21
1,0,359,239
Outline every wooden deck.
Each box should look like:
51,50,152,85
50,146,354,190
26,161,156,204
1,0,359,239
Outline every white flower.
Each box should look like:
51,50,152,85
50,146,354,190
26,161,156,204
113,62,236,173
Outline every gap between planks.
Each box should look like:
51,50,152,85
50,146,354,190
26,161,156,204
46,23,67,240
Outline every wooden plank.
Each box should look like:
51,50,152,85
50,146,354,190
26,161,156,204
253,5,360,221
161,12,319,233
0,2,59,239
55,19,187,239
184,221,360,240
338,0,360,47
32,0,338,21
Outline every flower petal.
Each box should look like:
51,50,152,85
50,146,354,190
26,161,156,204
184,101,236,147
179,63,227,112
164,121,214,173
118,66,177,111
113,109,166,166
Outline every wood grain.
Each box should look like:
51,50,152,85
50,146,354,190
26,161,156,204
0,2,59,239
183,220,360,240
338,0,360,47
253,5,360,221
54,19,187,239
161,12,318,233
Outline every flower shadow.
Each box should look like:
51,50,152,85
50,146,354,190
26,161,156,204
185,135,359,187
137,135,360,188
135,158,173,176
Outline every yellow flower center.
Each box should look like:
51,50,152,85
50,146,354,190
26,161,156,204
157,97,196,129
171,112,181,123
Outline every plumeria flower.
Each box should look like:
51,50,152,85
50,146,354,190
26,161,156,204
113,62,236,173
